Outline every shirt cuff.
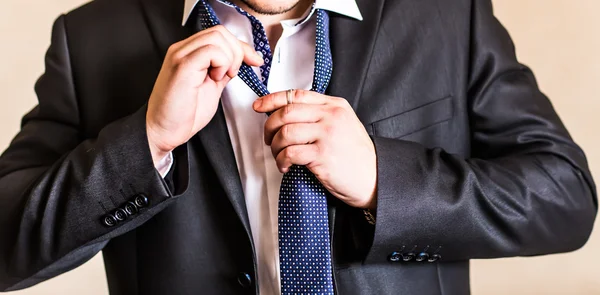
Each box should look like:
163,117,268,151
155,152,174,178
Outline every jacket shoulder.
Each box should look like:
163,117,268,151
61,0,148,37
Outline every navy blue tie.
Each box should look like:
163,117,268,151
195,2,334,294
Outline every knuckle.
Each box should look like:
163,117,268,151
216,31,228,43
166,44,178,56
169,49,186,63
203,44,224,60
213,25,228,35
293,89,306,102
284,146,297,159
275,156,285,170
314,159,329,175
337,97,351,107
172,59,187,71
283,104,296,118
281,124,292,139
203,44,219,52
263,122,271,137
330,106,346,119
207,29,223,39
323,123,335,136
314,143,323,156
171,55,191,72
204,30,225,45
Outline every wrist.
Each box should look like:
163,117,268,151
149,143,171,167
366,189,377,210
146,123,173,167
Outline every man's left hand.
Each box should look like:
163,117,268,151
253,89,377,210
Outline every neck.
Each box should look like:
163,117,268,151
232,0,313,49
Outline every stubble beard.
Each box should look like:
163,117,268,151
238,0,302,15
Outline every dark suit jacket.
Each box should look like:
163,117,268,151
0,0,597,294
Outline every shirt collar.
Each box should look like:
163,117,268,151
182,0,363,26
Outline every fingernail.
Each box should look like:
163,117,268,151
253,98,263,109
255,52,264,62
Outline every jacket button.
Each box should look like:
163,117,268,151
237,272,252,288
428,254,441,263
124,202,138,216
388,252,402,262
133,194,149,208
416,252,429,262
102,214,117,227
113,208,128,221
402,252,415,262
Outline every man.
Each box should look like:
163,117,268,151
0,0,596,293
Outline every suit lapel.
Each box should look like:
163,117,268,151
327,0,386,111
196,107,253,239
139,0,254,240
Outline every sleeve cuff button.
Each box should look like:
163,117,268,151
416,252,429,262
428,254,441,263
133,194,149,208
388,252,402,262
102,214,117,227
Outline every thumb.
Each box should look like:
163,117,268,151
239,40,264,67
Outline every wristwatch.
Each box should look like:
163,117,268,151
363,209,376,225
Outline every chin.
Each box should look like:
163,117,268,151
240,0,303,15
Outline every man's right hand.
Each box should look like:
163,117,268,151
146,26,263,166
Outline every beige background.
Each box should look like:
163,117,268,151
0,0,598,294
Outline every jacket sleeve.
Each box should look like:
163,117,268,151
0,15,189,291
364,0,597,264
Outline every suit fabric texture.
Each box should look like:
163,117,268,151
0,0,597,294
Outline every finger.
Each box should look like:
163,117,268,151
175,26,228,55
240,40,264,67
169,28,235,69
208,26,249,78
176,44,232,81
179,26,262,73
271,123,323,157
206,27,263,73
275,144,320,173
253,89,333,113
264,104,327,145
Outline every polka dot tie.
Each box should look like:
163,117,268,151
195,2,334,294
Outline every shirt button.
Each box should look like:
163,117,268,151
237,272,252,288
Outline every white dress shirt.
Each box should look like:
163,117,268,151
172,1,362,294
